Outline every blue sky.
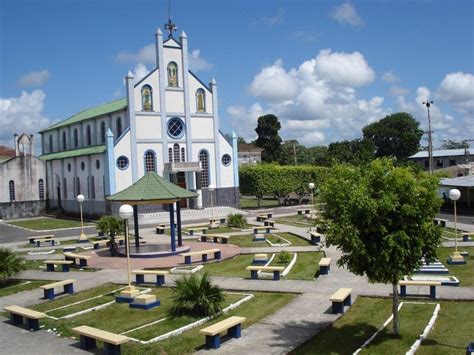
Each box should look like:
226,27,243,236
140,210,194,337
1,0,473,150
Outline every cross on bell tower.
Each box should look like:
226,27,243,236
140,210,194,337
165,0,177,38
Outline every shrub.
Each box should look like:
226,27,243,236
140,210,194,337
278,251,291,264
0,248,26,285
169,272,224,317
96,215,124,239
227,213,247,228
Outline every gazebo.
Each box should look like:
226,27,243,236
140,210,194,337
106,171,198,252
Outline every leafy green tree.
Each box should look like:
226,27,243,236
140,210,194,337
363,112,423,160
318,159,441,334
255,114,282,163
0,248,26,285
169,272,224,317
326,139,374,165
96,215,124,239
441,139,468,149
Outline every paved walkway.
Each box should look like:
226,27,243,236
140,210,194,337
1,210,473,354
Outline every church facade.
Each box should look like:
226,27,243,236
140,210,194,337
39,25,239,217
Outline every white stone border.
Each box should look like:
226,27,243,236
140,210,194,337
170,264,204,274
281,252,298,277
129,292,254,344
27,249,56,255
406,303,441,355
265,233,291,247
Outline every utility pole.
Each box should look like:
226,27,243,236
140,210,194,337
422,100,434,175
293,141,297,166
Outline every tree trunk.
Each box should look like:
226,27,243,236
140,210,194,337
392,282,400,335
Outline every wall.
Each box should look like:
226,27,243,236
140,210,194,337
0,200,46,220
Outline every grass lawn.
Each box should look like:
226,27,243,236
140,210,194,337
274,215,315,228
8,218,94,230
0,279,49,297
240,195,279,209
29,282,296,354
229,232,312,248
286,252,324,280
437,246,474,286
293,297,474,354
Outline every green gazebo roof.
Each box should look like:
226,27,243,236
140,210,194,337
106,171,198,205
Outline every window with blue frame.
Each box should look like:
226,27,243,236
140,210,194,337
144,150,156,172
167,117,185,139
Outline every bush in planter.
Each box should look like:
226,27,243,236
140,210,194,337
169,272,224,317
278,251,291,264
96,215,124,239
0,248,26,286
227,213,247,228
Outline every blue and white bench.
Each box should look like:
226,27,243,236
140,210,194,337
309,231,322,244
246,265,284,280
4,305,46,331
462,232,474,242
187,227,208,236
263,220,275,228
252,253,269,265
27,235,54,245
132,269,169,286
253,226,272,235
330,288,352,314
201,234,230,244
73,325,130,355
180,248,221,264
64,252,91,267
297,208,311,215
319,257,331,275
433,218,448,227
399,280,441,299
43,260,74,272
40,279,75,299
200,316,246,349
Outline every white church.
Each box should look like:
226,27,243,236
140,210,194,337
39,21,239,217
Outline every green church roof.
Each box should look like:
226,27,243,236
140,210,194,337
107,172,198,204
40,145,106,161
40,98,127,133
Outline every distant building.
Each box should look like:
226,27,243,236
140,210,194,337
0,134,46,219
238,143,263,165
408,149,474,176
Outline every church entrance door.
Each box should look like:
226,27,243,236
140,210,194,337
177,172,187,208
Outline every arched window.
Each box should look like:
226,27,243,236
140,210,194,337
196,88,206,112
62,131,67,150
173,143,180,162
100,122,106,143
167,62,178,87
49,135,53,153
199,150,209,188
39,179,45,200
144,150,156,172
86,125,92,146
141,85,153,111
116,117,122,137
181,147,186,162
73,128,79,148
168,147,173,162
91,176,96,199
9,180,15,201
63,178,67,199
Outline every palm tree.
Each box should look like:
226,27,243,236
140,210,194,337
169,272,224,317
96,215,124,239
0,248,26,285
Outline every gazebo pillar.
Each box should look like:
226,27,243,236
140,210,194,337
176,201,182,246
133,205,140,247
169,203,176,252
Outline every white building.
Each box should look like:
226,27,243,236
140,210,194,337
39,23,239,217
408,149,473,176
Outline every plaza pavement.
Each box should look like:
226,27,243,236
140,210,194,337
1,208,473,354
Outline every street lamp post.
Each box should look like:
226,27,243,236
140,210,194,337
208,185,217,228
448,189,465,264
308,182,315,206
118,204,139,301
76,194,87,242
422,100,434,175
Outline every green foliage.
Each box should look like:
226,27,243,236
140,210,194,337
255,114,282,163
227,213,247,228
278,251,291,263
0,248,26,285
441,139,468,149
96,215,124,238
279,141,329,166
363,112,423,160
326,139,375,165
319,158,442,334
169,272,224,317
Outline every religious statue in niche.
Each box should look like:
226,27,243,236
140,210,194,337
142,85,152,111
196,89,205,112
168,62,178,87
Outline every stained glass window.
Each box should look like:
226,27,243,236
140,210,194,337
167,62,178,87
196,89,206,112
141,85,153,111
199,150,209,188
167,117,185,138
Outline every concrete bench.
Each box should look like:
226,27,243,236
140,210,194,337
433,218,448,227
263,220,275,228
330,288,352,314
202,234,230,244
252,253,269,265
209,218,226,225
309,231,322,244
253,226,272,235
129,294,160,310
35,237,57,247
297,208,311,215
187,227,208,236
246,265,284,281
200,316,246,349
319,257,331,275
180,248,221,264
64,252,91,267
41,279,76,300
43,259,74,272
28,235,53,245
155,224,167,234
92,237,124,249
73,325,130,355
132,269,169,286
4,305,46,331
462,232,474,242
399,280,441,299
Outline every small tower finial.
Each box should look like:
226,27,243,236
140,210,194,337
165,0,177,38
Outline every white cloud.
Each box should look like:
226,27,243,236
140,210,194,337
382,71,399,83
314,49,375,87
329,2,363,27
389,85,409,96
188,49,213,72
132,63,149,81
0,90,51,148
226,103,264,142
437,71,474,111
115,44,155,65
260,8,285,27
290,30,319,42
16,70,50,88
